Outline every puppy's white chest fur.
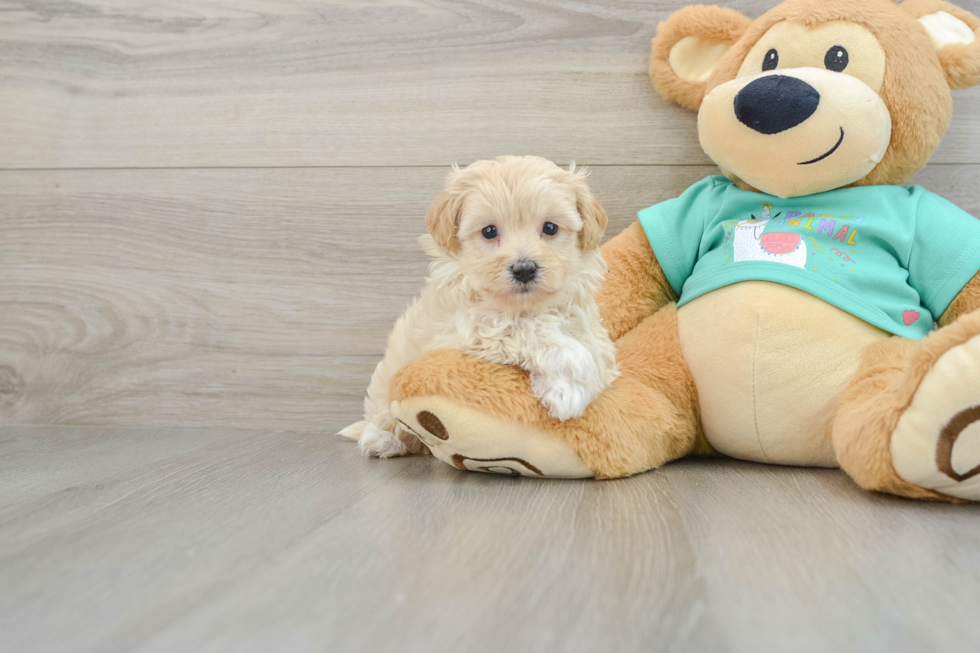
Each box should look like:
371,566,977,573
418,247,619,417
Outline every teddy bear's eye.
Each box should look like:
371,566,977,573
825,46,849,72
762,48,779,72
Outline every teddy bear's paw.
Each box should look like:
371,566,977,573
531,374,594,421
357,422,410,459
390,397,593,478
891,334,980,501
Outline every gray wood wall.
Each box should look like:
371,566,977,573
3,0,980,433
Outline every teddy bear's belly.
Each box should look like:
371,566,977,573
677,281,890,467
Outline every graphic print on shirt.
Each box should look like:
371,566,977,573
732,204,808,269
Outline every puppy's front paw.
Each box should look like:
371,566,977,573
543,338,600,385
532,375,593,421
358,423,410,458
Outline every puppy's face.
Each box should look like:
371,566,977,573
457,181,580,313
426,156,608,314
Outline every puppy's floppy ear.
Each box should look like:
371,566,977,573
903,0,980,89
425,186,462,253
650,6,752,111
569,169,608,251
577,194,608,251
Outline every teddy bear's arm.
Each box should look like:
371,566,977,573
939,270,980,327
597,221,677,341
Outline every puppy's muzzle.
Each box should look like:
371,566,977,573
510,260,539,285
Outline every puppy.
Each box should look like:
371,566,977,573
340,155,619,458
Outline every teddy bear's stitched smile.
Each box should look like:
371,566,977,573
799,127,845,165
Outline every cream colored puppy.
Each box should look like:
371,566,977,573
340,155,620,458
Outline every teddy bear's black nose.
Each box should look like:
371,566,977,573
734,75,820,135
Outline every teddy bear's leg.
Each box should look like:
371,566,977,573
390,304,704,479
831,309,980,502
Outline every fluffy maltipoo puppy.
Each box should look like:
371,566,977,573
340,155,620,458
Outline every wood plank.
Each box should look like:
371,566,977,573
2,0,979,168
663,458,980,653
2,164,979,431
0,425,722,653
0,426,434,652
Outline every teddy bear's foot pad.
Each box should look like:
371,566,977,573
891,335,980,501
390,395,592,478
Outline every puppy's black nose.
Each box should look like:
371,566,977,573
510,260,538,284
734,75,820,135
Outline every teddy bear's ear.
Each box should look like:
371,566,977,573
902,0,980,89
650,5,752,111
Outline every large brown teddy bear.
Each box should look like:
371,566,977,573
388,0,980,502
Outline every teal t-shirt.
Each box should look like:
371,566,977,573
638,176,980,339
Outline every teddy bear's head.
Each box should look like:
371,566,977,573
651,0,980,198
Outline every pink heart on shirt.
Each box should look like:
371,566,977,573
903,310,921,326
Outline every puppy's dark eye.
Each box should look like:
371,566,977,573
542,222,559,236
481,225,498,240
762,48,779,71
825,46,848,72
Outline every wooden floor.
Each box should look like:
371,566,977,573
2,426,979,653
3,1,980,651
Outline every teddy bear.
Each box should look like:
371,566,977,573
387,0,980,502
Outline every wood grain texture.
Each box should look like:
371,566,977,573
3,165,980,431
0,426,721,653
2,0,979,168
1,427,978,653
664,459,980,653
